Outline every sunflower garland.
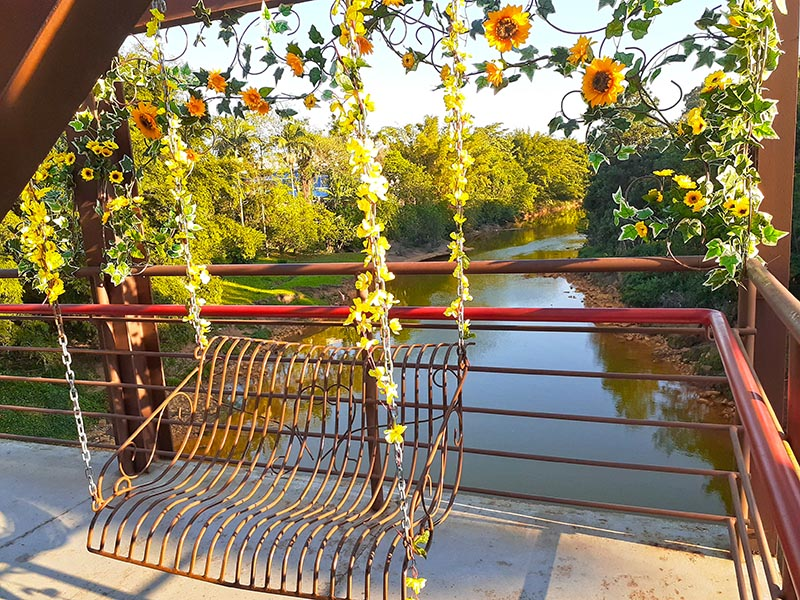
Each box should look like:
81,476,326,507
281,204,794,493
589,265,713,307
442,0,473,355
331,0,420,595
483,4,531,53
581,57,626,108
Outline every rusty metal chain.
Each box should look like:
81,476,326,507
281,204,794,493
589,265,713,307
54,303,99,504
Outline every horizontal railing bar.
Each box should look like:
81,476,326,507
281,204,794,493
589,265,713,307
0,400,739,437
0,433,120,451
456,485,731,522
467,364,728,384
0,400,738,435
460,445,735,477
747,258,800,347
0,345,194,359
460,405,738,431
0,304,721,324
0,256,713,280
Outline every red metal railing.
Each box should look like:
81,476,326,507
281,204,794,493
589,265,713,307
0,301,797,597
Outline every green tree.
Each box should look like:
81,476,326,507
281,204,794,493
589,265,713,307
511,132,589,203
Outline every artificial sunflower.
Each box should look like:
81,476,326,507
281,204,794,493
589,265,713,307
683,190,703,207
484,5,531,53
734,200,750,217
130,101,162,140
286,52,304,77
255,100,271,115
207,70,227,93
402,52,416,70
304,94,317,109
186,96,207,118
63,152,76,166
686,107,707,135
80,167,94,181
644,189,663,203
582,57,625,107
355,35,374,55
723,197,738,212
634,221,648,239
673,174,696,189
108,170,124,184
702,70,730,93
241,87,264,111
567,36,593,66
485,62,504,87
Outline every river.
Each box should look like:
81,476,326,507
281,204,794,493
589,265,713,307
299,213,735,516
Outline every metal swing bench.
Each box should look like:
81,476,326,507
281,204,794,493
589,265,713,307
87,335,467,599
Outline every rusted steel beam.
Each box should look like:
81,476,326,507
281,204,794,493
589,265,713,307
751,0,800,429
132,0,314,32
0,0,152,217
70,101,171,471
0,255,713,280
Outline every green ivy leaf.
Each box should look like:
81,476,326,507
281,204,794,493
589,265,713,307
192,1,212,27
651,222,668,238
309,25,324,44
627,19,651,40
762,224,786,246
619,224,640,241
588,151,607,173
606,19,624,38
537,0,555,17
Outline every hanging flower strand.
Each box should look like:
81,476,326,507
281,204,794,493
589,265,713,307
331,0,421,594
442,0,474,355
148,5,211,348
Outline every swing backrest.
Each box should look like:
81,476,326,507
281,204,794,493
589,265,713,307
96,335,466,516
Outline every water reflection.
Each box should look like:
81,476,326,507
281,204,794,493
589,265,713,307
300,213,735,514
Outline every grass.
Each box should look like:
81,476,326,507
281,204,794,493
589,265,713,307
0,381,106,439
219,274,348,305
218,252,361,305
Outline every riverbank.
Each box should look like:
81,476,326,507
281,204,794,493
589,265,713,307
561,271,735,419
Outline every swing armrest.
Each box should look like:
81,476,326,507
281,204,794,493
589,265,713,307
94,366,200,508
410,364,467,533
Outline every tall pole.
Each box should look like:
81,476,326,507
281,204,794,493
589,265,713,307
751,1,799,426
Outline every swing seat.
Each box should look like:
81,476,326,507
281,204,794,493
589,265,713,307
88,335,466,599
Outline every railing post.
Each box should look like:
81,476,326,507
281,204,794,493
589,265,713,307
71,99,171,472
359,287,386,510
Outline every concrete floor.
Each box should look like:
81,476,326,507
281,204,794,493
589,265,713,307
0,440,746,600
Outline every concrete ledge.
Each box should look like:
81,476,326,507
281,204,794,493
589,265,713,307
0,440,744,599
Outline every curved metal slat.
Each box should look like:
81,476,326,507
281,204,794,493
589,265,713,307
88,335,465,599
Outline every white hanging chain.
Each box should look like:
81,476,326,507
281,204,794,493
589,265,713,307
54,303,99,503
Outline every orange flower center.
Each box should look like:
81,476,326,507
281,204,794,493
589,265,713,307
495,17,518,40
592,71,611,93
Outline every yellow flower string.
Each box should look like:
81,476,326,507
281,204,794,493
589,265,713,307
442,0,473,362
149,6,211,348
331,0,420,593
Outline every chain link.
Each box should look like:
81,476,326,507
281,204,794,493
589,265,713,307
54,304,99,502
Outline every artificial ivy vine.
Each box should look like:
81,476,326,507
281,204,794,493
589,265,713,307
7,1,790,597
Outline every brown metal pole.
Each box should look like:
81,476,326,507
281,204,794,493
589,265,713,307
0,0,153,218
359,289,385,510
71,96,171,471
752,0,799,426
